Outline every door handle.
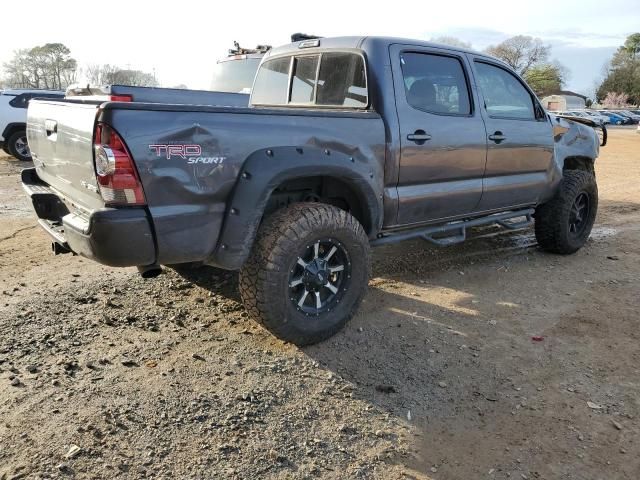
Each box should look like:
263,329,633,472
488,131,506,143
45,119,58,139
407,130,432,143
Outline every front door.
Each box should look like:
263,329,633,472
470,59,554,211
391,45,487,225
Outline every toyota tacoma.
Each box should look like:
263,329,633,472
22,36,603,345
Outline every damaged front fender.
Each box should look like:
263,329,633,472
550,114,602,169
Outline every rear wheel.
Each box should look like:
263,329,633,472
7,130,31,161
534,170,598,254
239,203,370,346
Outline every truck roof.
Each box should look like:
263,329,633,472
266,35,502,66
1,88,63,95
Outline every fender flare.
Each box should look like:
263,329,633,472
207,145,384,270
2,122,27,141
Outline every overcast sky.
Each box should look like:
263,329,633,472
1,0,638,96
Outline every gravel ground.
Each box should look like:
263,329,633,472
1,129,639,479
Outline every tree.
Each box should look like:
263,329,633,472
596,33,640,104
85,64,158,87
430,36,472,49
485,36,550,75
623,33,640,60
602,92,629,108
2,43,77,90
524,63,565,97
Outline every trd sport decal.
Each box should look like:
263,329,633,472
149,144,226,164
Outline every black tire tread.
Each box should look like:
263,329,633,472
535,169,598,254
239,203,370,345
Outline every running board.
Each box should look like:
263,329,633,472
371,209,534,247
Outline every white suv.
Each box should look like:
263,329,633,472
1,89,63,161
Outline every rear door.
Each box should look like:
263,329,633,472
470,58,554,210
390,44,487,225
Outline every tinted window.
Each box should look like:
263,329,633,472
474,62,535,119
251,57,291,105
316,53,367,107
251,52,367,108
210,58,261,93
290,55,319,104
9,94,32,109
400,52,471,115
9,93,62,109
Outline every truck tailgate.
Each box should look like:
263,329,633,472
26,100,104,211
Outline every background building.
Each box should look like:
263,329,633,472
541,91,588,111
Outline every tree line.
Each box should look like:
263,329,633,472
2,36,637,105
596,33,640,106
432,35,566,98
1,43,159,90
435,33,640,106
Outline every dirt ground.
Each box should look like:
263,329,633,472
1,129,639,480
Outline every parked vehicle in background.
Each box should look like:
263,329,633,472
210,42,271,94
613,110,640,123
564,111,606,125
582,110,610,124
598,111,631,125
23,36,603,345
0,89,64,160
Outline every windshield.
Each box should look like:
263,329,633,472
210,58,261,94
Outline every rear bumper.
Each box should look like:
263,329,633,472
21,168,156,267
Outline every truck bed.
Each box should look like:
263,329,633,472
65,84,249,107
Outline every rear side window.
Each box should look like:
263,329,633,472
474,62,535,120
9,94,33,109
400,52,471,115
251,52,367,108
251,57,291,105
8,93,62,109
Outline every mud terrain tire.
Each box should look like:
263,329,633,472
240,203,370,346
535,170,598,254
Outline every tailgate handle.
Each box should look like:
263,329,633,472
45,119,58,139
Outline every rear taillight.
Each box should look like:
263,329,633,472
93,123,146,206
109,94,133,102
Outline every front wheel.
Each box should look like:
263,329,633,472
7,130,31,161
534,170,598,254
239,203,370,346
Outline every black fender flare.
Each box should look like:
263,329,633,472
207,145,384,270
2,122,27,141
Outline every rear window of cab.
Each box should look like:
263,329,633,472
250,52,368,108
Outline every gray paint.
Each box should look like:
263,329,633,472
23,36,600,270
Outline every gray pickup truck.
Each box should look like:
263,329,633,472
23,36,601,345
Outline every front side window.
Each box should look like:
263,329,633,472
474,62,535,120
251,52,367,108
400,52,471,115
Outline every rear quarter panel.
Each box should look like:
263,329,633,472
102,105,385,266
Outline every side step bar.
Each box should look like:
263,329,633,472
371,209,534,247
